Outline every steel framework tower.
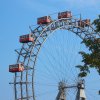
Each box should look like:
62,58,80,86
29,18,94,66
56,80,86,100
75,80,86,100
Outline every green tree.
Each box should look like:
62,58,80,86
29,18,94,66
76,15,100,77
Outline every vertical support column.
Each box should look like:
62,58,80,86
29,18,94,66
14,73,17,100
75,80,86,100
56,82,66,100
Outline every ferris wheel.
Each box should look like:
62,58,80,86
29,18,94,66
9,11,100,100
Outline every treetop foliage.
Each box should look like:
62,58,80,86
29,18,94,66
77,15,100,77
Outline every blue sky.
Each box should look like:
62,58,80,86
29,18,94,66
0,0,100,100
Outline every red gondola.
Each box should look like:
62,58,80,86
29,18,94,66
85,19,90,26
58,11,72,19
37,16,52,24
78,19,90,27
19,34,34,43
9,63,24,72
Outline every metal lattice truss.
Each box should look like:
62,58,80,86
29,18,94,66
11,18,100,100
